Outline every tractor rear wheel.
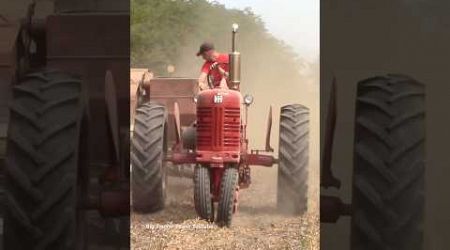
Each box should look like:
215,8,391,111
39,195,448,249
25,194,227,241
131,103,168,213
193,165,214,222
351,75,425,250
4,70,86,249
277,104,309,215
216,167,238,227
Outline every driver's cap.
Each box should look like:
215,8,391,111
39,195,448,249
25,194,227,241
196,42,215,56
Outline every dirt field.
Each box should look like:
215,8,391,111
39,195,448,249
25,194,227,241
130,56,320,250
131,166,319,250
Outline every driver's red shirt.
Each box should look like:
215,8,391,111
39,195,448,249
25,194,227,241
201,53,229,86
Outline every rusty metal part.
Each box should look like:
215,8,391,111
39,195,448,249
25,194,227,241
182,125,196,150
0,22,20,79
93,189,130,217
196,151,241,164
168,150,275,168
211,168,224,201
173,102,182,145
22,0,36,60
28,18,45,36
140,71,152,89
149,78,198,145
168,152,197,164
238,165,251,188
130,69,152,128
46,14,130,167
99,190,130,217
246,153,276,167
105,70,120,163
320,195,352,223
321,76,341,189
265,105,274,152
0,21,20,133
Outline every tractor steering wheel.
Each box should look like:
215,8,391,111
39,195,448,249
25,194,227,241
206,62,227,89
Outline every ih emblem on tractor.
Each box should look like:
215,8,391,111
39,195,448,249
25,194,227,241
214,94,223,104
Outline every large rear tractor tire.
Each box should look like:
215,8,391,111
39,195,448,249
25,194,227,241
131,103,168,213
4,71,86,249
193,165,214,222
216,167,238,227
277,104,309,215
351,75,425,250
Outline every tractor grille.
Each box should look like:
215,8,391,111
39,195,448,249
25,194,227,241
197,106,240,150
223,107,240,147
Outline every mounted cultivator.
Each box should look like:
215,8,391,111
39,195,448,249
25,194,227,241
131,24,310,226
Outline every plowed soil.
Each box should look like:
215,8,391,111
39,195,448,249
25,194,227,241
131,166,319,250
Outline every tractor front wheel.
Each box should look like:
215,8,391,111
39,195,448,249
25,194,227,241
216,167,238,227
193,165,214,222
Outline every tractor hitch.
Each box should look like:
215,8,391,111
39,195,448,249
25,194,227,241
83,187,130,217
246,151,277,166
320,195,352,223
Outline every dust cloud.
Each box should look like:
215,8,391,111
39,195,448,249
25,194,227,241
174,33,320,213
133,24,320,249
128,2,321,248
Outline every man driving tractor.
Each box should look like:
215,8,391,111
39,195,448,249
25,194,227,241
197,42,229,90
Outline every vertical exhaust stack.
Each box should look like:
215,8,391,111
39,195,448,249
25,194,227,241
229,23,241,90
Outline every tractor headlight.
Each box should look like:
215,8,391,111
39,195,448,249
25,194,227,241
193,95,198,103
243,94,254,105
232,23,239,32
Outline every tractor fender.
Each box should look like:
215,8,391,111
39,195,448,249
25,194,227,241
0,19,20,82
0,20,21,159
105,70,120,163
265,105,274,152
173,102,182,145
182,124,196,150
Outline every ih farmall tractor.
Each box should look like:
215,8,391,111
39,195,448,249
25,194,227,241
131,24,310,226
0,1,130,249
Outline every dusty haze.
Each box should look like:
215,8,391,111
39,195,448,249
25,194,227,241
173,32,320,212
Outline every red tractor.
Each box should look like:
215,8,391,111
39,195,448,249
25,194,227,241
131,24,310,226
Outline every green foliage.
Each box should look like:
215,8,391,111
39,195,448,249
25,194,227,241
131,0,304,83
131,0,198,72
131,0,318,152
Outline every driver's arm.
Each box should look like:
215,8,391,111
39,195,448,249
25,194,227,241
217,66,229,79
198,72,208,90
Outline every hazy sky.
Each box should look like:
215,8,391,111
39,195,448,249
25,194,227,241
214,0,319,62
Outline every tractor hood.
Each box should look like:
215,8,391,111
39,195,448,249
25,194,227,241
197,88,242,106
